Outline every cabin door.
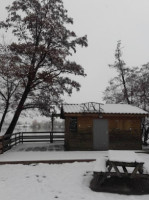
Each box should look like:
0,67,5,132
93,119,109,150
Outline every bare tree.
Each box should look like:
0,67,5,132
108,40,130,104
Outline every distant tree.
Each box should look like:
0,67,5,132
133,64,149,145
104,63,149,111
0,0,88,137
31,120,40,129
103,41,149,145
105,41,130,104
134,64,149,111
103,66,137,105
103,76,126,104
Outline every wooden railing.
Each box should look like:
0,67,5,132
0,131,65,153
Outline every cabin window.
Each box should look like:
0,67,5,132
69,117,77,133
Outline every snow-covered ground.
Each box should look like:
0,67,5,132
0,146,106,162
0,159,149,200
0,144,149,200
0,142,148,162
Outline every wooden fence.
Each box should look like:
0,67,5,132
0,131,65,153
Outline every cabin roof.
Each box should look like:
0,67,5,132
62,103,148,115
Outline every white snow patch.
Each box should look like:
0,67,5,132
108,150,143,163
93,157,107,172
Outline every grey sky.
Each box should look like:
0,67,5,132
1,0,149,104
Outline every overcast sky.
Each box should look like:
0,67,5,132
1,0,149,104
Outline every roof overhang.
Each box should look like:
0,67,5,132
61,103,148,118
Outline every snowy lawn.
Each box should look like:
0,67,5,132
0,161,149,200
0,150,149,200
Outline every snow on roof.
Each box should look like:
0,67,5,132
62,103,148,115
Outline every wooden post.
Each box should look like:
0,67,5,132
15,133,16,146
51,114,54,132
22,132,23,143
50,132,53,143
19,132,20,143
50,132,52,143
51,113,54,143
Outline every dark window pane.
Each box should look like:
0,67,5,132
69,117,77,132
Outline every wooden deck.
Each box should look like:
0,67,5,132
0,131,65,153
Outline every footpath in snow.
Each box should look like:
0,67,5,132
0,148,107,162
0,142,148,162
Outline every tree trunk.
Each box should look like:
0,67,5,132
4,84,31,137
116,42,130,105
143,127,149,146
0,102,9,132
121,71,130,104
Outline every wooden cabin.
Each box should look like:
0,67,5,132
61,102,148,150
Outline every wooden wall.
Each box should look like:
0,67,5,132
64,114,143,150
107,116,142,150
65,116,93,150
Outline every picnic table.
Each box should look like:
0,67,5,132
93,150,149,184
106,150,145,178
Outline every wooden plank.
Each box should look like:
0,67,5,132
107,160,144,167
122,166,128,175
22,140,64,143
0,159,96,165
138,166,144,174
107,163,112,172
110,161,122,177
131,163,143,178
94,171,149,179
22,131,64,134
